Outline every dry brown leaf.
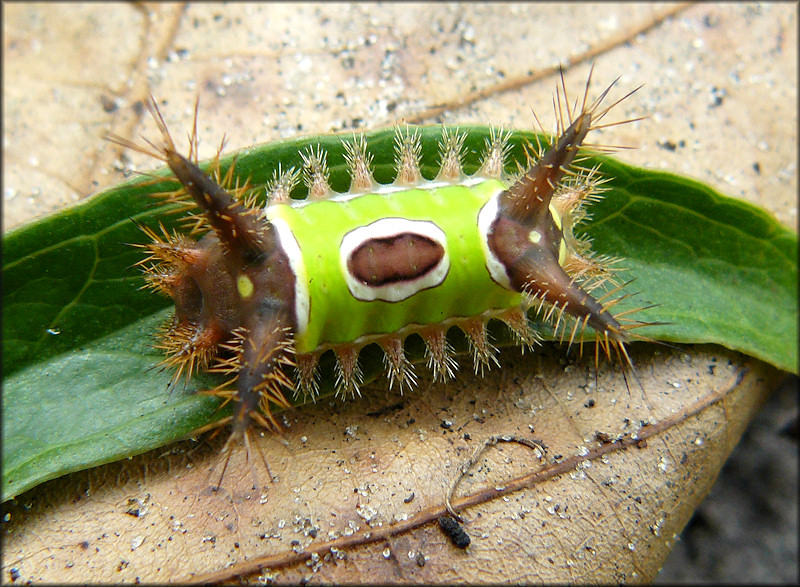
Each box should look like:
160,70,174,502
2,3,794,583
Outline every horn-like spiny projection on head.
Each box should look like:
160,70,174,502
108,66,646,486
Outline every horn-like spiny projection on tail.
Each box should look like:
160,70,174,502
109,68,645,479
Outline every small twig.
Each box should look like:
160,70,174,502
445,434,547,522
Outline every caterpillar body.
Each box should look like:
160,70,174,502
111,71,641,469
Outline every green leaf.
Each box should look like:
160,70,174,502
3,127,797,500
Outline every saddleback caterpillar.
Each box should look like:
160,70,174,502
109,68,646,478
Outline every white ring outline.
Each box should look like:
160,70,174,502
340,218,450,302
